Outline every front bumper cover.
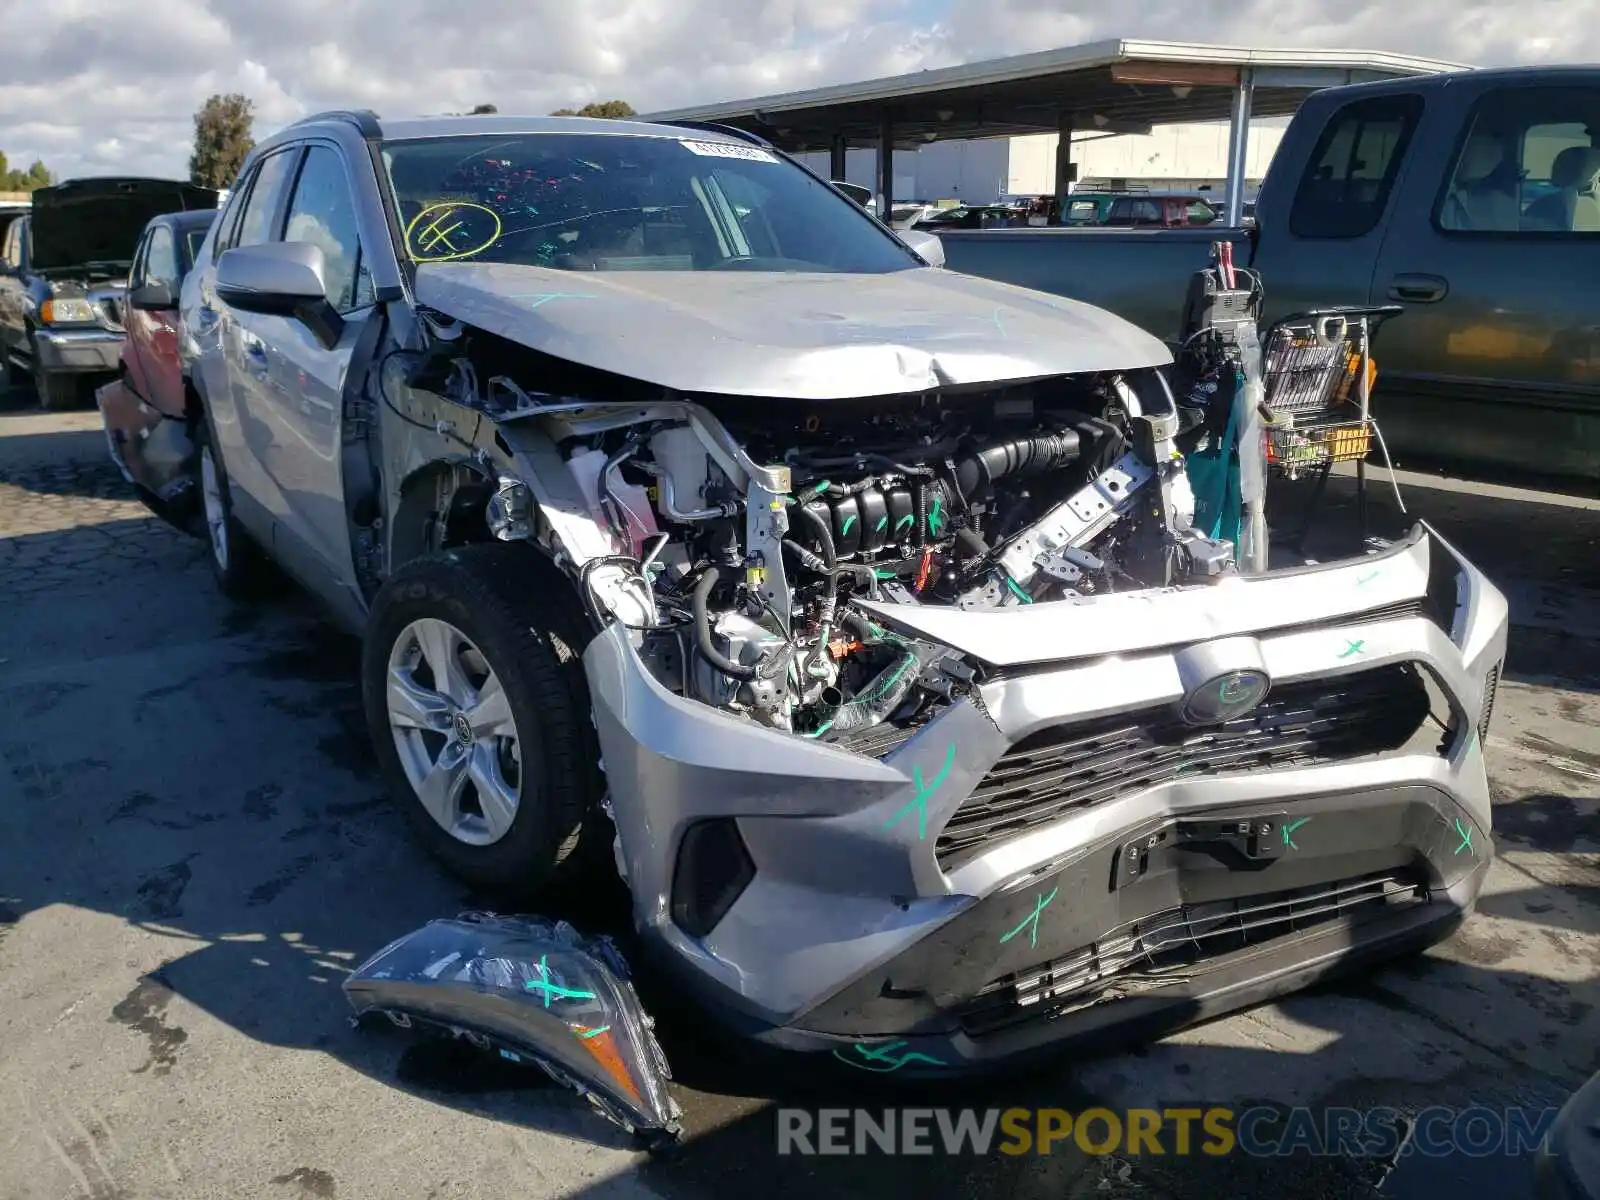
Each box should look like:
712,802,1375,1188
583,523,1508,1072
35,327,124,375
96,377,198,527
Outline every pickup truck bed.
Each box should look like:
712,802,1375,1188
939,226,1246,346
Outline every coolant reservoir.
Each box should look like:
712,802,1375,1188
567,448,659,556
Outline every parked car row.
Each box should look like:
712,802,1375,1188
0,110,1520,1129
0,178,217,409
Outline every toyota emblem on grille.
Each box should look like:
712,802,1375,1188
1181,669,1271,726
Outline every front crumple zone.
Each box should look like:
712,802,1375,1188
410,342,1236,756
343,912,681,1151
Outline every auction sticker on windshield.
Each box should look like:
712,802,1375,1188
679,139,778,163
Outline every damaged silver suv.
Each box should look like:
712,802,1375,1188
179,110,1508,1074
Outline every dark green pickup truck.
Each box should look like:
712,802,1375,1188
936,66,1600,483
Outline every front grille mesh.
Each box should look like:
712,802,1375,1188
936,663,1433,866
958,871,1425,1037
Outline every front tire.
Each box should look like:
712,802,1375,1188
33,363,78,412
362,544,603,897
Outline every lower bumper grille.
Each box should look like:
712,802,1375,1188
937,663,1434,865
958,871,1426,1038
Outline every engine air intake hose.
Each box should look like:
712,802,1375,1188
821,647,923,734
953,430,1081,498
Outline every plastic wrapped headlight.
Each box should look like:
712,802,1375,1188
344,912,682,1150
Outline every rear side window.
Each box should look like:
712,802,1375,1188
1435,86,1600,234
1289,94,1424,239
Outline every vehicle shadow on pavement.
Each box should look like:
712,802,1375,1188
0,413,138,501
0,603,1593,1199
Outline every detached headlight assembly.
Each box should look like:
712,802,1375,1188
40,298,99,326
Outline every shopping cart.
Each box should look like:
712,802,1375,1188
1259,305,1403,551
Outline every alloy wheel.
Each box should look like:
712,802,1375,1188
386,617,523,846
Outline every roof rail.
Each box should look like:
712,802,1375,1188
292,109,382,139
652,119,773,148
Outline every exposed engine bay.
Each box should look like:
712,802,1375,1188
436,355,1236,744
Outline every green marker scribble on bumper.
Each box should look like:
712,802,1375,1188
1337,639,1366,659
524,954,598,1007
833,1040,946,1073
1356,570,1380,587
1000,887,1059,949
1282,817,1311,850
884,744,957,840
1454,818,1475,856
577,1024,611,1039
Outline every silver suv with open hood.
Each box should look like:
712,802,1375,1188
176,111,1507,1078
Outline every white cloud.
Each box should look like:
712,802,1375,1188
0,0,1592,180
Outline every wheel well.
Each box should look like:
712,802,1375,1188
182,377,205,430
389,462,496,573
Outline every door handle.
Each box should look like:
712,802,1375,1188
1387,273,1449,303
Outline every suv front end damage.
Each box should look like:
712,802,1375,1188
371,298,1506,1074
581,520,1504,1073
309,119,1511,1077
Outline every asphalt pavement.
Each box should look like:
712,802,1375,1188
0,400,1595,1200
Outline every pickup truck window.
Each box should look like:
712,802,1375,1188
2,219,20,269
1436,86,1600,234
1289,93,1424,239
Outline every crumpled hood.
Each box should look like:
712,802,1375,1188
29,178,217,275
412,261,1171,399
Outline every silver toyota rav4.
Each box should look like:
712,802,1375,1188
177,111,1507,1076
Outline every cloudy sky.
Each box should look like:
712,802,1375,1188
0,0,1591,180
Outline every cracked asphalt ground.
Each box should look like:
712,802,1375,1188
0,399,1596,1200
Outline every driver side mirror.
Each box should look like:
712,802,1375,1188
128,279,176,311
215,242,344,349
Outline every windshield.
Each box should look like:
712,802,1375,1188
380,132,919,274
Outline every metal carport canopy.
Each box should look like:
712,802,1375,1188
643,38,1468,222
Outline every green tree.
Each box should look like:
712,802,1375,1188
0,150,54,192
469,103,498,114
189,93,255,190
550,100,635,119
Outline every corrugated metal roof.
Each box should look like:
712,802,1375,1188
642,38,1471,149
